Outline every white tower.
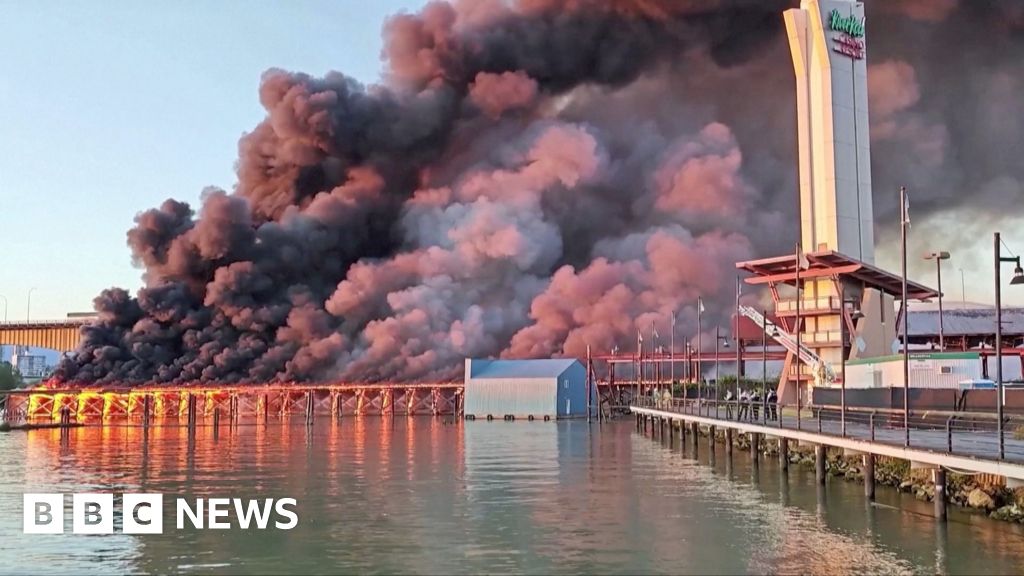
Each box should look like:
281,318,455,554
785,0,874,263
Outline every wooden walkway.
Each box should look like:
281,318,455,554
631,397,1024,482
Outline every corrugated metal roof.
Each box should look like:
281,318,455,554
908,308,1024,337
468,358,580,379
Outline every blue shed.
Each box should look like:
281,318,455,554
463,358,593,420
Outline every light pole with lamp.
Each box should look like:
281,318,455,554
960,268,966,304
26,287,38,323
925,251,951,350
714,327,729,419
697,298,704,415
994,232,1024,459
0,295,6,363
670,311,676,389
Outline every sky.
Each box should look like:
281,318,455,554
0,1,427,321
0,0,1022,325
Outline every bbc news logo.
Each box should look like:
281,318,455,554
23,494,298,534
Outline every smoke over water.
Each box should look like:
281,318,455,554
56,0,1024,384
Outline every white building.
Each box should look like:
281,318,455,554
843,352,984,390
12,352,48,379
463,358,593,420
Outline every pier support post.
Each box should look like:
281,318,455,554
305,391,314,427
187,394,197,428
691,422,700,451
815,445,826,485
725,428,733,456
707,426,716,465
680,420,686,443
779,438,789,471
863,454,875,501
933,468,947,521
750,433,760,465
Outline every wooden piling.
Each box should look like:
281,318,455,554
187,394,197,428
725,428,733,455
691,421,699,451
934,468,947,521
815,445,826,485
779,438,789,471
750,433,760,465
305,391,314,426
863,453,875,501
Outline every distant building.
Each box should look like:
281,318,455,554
463,358,593,420
903,301,1024,350
12,350,48,379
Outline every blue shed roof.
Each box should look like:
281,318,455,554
467,358,581,379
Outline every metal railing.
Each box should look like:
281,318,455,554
632,395,1024,463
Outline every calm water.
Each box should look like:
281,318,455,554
1,418,1023,575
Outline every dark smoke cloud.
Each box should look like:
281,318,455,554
55,0,1022,383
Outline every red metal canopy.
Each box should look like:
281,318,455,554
736,250,939,301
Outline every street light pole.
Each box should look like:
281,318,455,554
735,276,742,405
670,311,676,389
0,295,6,364
994,232,1024,460
839,282,847,437
795,242,802,431
715,325,721,418
26,287,38,323
697,298,703,415
925,252,951,350
762,308,768,425
960,268,966,304
900,187,910,448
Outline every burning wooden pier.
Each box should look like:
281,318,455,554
0,383,463,424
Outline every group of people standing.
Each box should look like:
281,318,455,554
724,388,779,421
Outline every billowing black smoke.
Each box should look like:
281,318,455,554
56,0,1024,384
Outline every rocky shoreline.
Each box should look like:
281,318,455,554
704,426,1024,524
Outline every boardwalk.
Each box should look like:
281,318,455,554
631,397,1024,481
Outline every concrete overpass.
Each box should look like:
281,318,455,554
0,319,89,353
